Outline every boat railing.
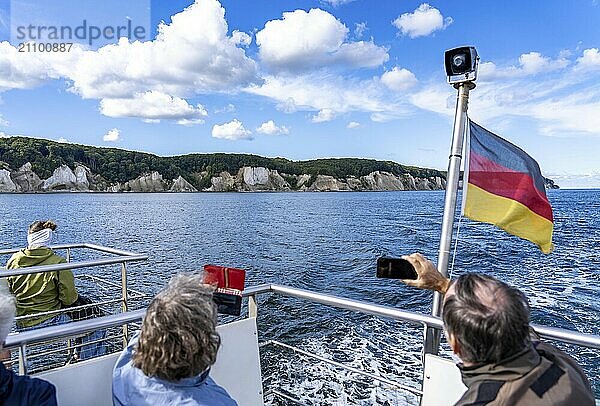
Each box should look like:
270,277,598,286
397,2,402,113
4,283,599,404
0,243,148,372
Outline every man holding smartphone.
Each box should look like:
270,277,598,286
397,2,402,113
400,253,593,405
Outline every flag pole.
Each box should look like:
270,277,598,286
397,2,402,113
423,81,475,355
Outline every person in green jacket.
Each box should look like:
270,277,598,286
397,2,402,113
6,221,78,328
5,220,105,361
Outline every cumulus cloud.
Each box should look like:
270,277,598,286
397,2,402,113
0,0,260,122
0,41,81,92
57,137,68,143
100,91,208,125
347,121,360,129
212,119,253,140
311,108,336,123
575,48,600,71
393,4,452,38
256,8,388,72
0,114,8,126
381,67,418,91
256,120,289,135
103,128,121,142
67,0,260,99
231,30,252,47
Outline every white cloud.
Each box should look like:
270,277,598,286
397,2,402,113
347,121,360,129
100,91,208,125
321,0,356,6
214,103,236,114
177,118,207,126
546,172,600,189
212,119,253,140
103,128,121,142
311,108,336,123
527,93,600,136
0,41,82,92
0,114,8,126
231,30,252,47
381,67,418,91
411,49,600,138
247,72,411,121
393,4,452,38
256,120,289,135
256,8,388,72
354,22,367,38
67,0,260,99
57,137,68,143
575,48,600,71
0,0,260,123
479,52,569,81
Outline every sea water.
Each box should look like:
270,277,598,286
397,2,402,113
1,190,598,404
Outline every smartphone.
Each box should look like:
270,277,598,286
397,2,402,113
376,256,418,280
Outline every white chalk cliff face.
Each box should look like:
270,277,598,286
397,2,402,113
43,165,78,191
205,167,447,192
308,175,349,191
207,167,291,191
74,166,90,190
0,169,18,192
170,176,197,192
123,171,167,192
0,162,449,193
209,171,236,192
243,167,270,186
11,163,43,192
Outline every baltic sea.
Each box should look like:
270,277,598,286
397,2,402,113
1,190,598,404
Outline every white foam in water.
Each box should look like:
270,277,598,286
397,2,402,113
263,317,426,405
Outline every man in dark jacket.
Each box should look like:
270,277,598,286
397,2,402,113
0,287,57,405
401,253,594,405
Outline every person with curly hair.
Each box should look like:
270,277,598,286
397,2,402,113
112,274,236,405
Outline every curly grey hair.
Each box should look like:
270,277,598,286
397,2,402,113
133,274,220,381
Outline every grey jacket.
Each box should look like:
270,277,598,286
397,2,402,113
456,341,594,405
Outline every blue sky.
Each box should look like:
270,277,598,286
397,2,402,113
1,0,600,187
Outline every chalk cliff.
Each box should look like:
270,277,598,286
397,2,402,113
11,163,43,192
170,176,197,192
0,169,18,192
0,162,515,193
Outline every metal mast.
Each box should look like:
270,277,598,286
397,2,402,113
423,46,479,355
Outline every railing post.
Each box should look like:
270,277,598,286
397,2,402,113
121,262,129,348
248,294,258,318
18,344,27,375
66,248,71,263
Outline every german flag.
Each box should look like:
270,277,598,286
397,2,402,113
463,120,554,253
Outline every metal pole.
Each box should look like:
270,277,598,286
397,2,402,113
423,82,475,355
18,344,27,375
121,262,129,348
248,294,258,318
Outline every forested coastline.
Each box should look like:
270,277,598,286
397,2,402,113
0,137,445,191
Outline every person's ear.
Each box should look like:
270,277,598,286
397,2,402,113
447,333,461,356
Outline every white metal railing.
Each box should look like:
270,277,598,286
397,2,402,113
5,283,600,403
1,243,148,372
